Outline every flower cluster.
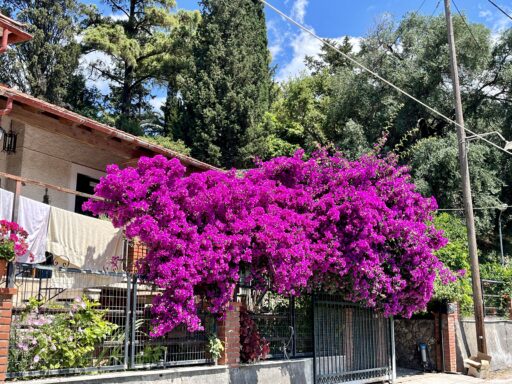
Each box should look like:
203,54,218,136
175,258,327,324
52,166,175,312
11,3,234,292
0,219,29,262
84,151,450,336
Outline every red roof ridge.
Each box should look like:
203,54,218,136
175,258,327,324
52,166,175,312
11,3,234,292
0,85,220,171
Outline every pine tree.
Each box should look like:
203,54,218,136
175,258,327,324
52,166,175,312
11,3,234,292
0,0,84,105
181,0,272,168
83,0,197,134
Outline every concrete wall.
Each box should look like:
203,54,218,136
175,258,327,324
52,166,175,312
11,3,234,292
456,319,512,371
230,359,313,384
19,359,314,384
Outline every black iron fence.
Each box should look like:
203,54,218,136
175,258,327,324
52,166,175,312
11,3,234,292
130,279,214,369
313,294,394,384
247,293,313,359
8,263,212,379
8,264,394,382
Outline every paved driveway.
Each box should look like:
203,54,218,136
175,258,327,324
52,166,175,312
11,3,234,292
395,368,512,384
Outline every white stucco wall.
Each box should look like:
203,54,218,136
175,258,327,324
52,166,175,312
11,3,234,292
0,115,128,211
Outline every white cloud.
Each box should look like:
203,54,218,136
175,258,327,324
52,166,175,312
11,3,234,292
478,9,492,20
276,30,360,82
267,19,288,60
290,0,308,23
276,31,321,81
149,96,166,112
79,50,114,95
110,13,129,21
274,0,361,82
476,4,512,42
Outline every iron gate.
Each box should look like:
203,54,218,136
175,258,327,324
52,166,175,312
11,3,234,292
313,294,395,384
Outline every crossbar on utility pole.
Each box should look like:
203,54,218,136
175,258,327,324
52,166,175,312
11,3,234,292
444,0,487,354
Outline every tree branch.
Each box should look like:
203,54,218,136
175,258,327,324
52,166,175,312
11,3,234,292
90,63,124,84
106,0,130,19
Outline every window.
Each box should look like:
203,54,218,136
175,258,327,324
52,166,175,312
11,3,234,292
75,173,99,215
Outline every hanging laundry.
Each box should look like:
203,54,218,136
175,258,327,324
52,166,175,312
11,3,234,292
17,196,50,264
47,206,124,271
0,187,13,221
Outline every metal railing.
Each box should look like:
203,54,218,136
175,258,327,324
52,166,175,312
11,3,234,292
248,293,313,359
313,294,394,384
130,279,213,369
8,263,130,378
481,279,509,318
7,263,212,379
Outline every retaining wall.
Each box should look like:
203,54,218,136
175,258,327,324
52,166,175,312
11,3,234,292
456,319,512,371
17,359,314,384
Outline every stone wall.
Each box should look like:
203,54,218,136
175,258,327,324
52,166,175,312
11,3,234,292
394,318,437,371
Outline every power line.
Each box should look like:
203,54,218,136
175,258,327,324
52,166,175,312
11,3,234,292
451,0,483,50
487,0,512,23
431,0,442,17
438,205,511,211
393,0,429,46
417,0,429,14
261,0,512,156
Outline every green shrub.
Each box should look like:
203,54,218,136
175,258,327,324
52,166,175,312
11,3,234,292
9,296,118,372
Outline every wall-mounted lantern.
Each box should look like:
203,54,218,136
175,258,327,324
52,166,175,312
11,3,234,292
0,123,17,154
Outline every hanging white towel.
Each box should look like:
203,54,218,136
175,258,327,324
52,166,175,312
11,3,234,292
0,188,13,221
47,206,124,271
17,196,50,264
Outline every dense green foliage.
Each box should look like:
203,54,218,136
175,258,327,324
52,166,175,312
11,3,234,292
9,297,117,372
180,0,273,167
0,0,86,105
432,213,473,314
83,0,200,134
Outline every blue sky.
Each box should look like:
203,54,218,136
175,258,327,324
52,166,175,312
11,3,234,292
84,0,512,108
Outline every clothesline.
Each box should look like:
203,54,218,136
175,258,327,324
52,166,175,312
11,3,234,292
0,170,123,276
0,170,104,201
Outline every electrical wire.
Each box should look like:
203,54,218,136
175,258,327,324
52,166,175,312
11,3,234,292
438,205,511,211
417,0,429,14
487,0,512,23
260,0,512,156
431,0,442,17
451,0,483,50
392,0,428,45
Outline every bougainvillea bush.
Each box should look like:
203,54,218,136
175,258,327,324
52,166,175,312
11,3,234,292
85,150,451,336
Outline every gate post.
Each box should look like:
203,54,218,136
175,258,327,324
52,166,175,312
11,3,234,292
217,302,241,367
434,302,458,373
0,288,16,383
390,317,396,382
129,275,138,368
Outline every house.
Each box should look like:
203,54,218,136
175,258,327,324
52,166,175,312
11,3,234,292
0,13,32,52
0,85,216,213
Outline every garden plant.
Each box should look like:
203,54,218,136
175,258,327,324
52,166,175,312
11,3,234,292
85,150,453,336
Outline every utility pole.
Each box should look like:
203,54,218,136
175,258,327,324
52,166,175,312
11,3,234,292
444,0,487,354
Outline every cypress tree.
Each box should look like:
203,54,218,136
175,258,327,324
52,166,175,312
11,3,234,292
0,0,83,105
182,0,272,168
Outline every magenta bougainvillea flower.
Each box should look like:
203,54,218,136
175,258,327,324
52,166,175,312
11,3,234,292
84,150,450,336
0,219,30,262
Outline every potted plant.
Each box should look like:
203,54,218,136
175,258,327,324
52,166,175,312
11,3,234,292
0,219,29,276
207,334,224,365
